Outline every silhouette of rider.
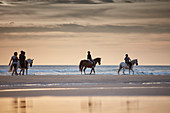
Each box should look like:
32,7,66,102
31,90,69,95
87,51,92,61
124,54,132,69
87,51,94,66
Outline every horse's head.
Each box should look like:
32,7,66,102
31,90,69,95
26,59,34,67
136,59,138,66
131,59,138,66
94,58,101,65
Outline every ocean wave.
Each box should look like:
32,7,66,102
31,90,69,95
0,65,170,75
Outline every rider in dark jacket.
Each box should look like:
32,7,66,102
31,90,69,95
87,51,94,67
124,54,132,69
87,51,92,61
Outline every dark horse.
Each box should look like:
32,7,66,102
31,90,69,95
79,58,101,75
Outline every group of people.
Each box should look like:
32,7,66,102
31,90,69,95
9,50,132,75
87,51,132,68
9,50,27,75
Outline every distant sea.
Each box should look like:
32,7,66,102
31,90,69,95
0,65,170,75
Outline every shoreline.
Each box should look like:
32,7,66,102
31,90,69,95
0,75,170,97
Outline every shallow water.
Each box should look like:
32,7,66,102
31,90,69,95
1,81,170,88
0,96,170,113
1,65,170,75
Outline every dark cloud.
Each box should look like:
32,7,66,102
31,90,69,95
151,37,170,42
0,0,110,4
0,24,170,34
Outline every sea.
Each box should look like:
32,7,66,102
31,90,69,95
0,65,170,76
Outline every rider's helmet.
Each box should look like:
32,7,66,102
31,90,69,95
88,51,90,54
125,54,128,57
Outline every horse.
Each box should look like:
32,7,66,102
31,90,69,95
118,59,138,75
79,58,101,75
24,59,34,75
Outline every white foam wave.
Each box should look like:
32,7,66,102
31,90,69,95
0,65,170,76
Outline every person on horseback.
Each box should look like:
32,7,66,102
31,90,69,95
87,51,94,65
124,54,132,69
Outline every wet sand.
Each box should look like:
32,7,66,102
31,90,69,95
0,75,170,97
0,75,170,113
0,96,170,113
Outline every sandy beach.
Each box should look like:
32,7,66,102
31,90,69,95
0,75,170,97
0,75,170,113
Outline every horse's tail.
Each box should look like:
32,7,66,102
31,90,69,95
79,61,83,71
118,63,122,75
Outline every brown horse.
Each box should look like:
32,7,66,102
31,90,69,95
79,58,101,75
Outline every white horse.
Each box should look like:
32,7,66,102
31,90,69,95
17,58,34,75
25,59,34,75
118,59,138,75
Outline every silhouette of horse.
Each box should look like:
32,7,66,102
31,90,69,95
79,58,101,75
118,59,138,75
24,59,34,75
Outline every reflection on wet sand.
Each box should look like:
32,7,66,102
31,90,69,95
126,98,139,113
12,98,33,113
0,96,170,113
81,97,102,113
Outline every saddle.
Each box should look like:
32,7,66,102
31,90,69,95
87,59,93,64
126,62,132,69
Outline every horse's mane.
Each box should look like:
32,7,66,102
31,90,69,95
26,58,34,63
131,59,138,65
131,59,138,62
94,57,101,61
131,59,137,61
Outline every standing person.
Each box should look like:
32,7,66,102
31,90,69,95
9,52,19,76
19,51,26,75
124,54,132,69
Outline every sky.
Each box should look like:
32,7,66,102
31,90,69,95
0,1,170,65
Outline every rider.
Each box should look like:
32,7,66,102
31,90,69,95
87,51,94,65
124,54,132,69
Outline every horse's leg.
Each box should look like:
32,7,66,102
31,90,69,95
129,69,131,75
26,69,28,75
131,69,134,75
80,68,82,75
90,69,92,75
90,68,95,75
93,68,95,74
118,66,122,75
83,67,87,75
123,68,125,75
81,66,84,75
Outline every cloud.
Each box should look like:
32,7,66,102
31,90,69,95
0,24,170,34
151,37,170,42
